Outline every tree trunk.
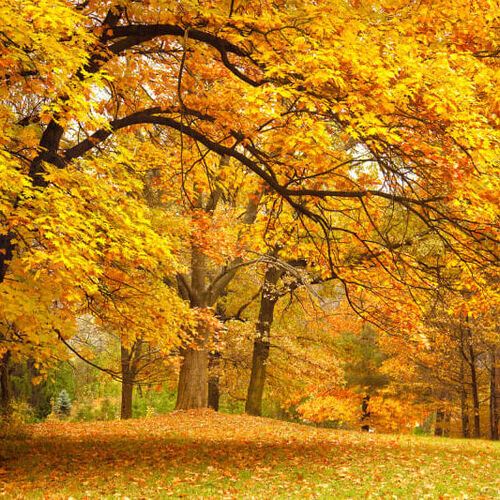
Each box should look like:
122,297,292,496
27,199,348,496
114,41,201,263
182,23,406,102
460,359,470,438
361,395,371,431
434,409,445,437
175,240,211,410
0,351,12,416
496,345,500,440
121,345,134,419
444,412,451,437
176,347,208,409
245,264,282,416
490,347,499,440
469,345,481,438
208,351,220,411
246,338,271,416
121,379,133,420
0,234,14,284
174,182,260,411
208,376,220,411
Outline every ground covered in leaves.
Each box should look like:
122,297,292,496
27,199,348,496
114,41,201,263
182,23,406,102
1,410,498,499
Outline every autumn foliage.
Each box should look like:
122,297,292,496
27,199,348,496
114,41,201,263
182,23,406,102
0,0,499,473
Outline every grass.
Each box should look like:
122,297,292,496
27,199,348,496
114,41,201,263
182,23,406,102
1,409,499,499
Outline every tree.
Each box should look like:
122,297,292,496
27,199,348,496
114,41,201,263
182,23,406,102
376,270,499,439
1,0,498,410
54,389,72,418
491,345,500,440
245,259,284,415
171,168,260,410
0,351,12,416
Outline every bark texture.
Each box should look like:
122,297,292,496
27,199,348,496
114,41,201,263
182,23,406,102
469,345,481,438
245,264,282,416
175,244,210,410
176,347,209,409
0,351,12,416
120,344,136,419
246,338,271,416
208,351,221,411
361,395,371,431
460,359,470,438
490,347,500,440
434,409,445,437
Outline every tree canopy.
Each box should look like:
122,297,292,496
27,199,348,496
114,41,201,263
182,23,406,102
0,0,498,421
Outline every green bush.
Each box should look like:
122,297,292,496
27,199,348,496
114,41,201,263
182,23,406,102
74,403,94,422
411,424,431,436
96,398,116,421
132,387,177,418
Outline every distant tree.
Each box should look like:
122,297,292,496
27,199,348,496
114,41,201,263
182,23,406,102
54,390,72,418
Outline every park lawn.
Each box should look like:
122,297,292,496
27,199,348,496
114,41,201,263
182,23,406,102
0,410,498,499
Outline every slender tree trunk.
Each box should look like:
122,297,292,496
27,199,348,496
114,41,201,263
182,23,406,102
245,264,282,416
121,379,133,420
207,375,220,411
176,347,208,409
469,345,481,438
121,345,134,419
361,395,371,431
460,359,470,438
490,347,499,440
0,234,14,284
246,338,271,416
444,412,451,437
207,301,226,412
435,408,445,437
208,351,220,411
0,351,12,416
496,345,500,440
0,234,14,418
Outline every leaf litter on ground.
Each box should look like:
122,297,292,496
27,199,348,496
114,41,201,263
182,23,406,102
1,409,499,499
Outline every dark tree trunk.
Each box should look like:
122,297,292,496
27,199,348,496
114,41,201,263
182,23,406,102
208,351,220,411
176,347,208,409
121,379,133,420
496,345,500,440
0,234,14,284
208,376,220,411
246,338,271,416
245,264,282,416
460,360,470,438
490,348,499,440
469,345,481,438
121,345,134,419
435,409,445,437
443,412,451,437
361,395,371,431
0,351,12,416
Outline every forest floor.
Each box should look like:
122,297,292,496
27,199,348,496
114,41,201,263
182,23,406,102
1,409,499,499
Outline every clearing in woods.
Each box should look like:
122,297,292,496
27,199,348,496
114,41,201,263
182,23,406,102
1,410,498,499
